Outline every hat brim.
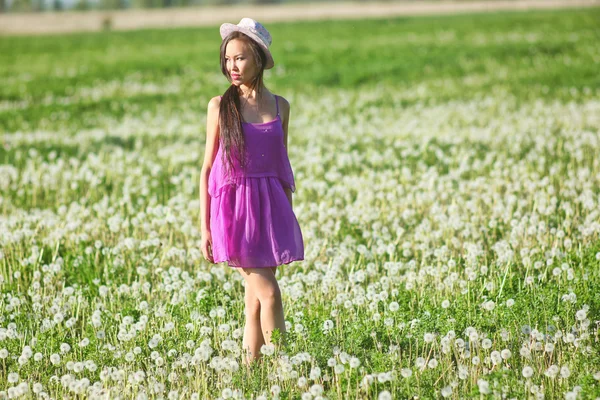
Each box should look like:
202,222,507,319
220,23,275,70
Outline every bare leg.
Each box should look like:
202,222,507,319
239,280,265,366
237,267,286,349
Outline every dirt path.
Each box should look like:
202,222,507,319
1,0,598,35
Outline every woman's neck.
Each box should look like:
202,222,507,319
239,84,268,100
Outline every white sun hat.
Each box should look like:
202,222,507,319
220,17,275,70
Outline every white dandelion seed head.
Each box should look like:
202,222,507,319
378,390,392,400
400,368,412,378
441,386,452,398
477,379,490,394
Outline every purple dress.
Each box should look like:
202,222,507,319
208,95,304,268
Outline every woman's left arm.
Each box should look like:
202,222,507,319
280,96,293,208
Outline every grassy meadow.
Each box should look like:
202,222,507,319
1,7,600,399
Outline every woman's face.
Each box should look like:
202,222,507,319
225,39,257,87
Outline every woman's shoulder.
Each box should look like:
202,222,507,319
275,94,290,115
208,95,222,109
274,94,289,105
207,96,222,121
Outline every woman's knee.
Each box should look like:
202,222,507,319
257,285,282,307
241,267,281,307
244,289,261,317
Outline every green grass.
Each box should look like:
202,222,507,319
1,8,599,132
1,7,600,400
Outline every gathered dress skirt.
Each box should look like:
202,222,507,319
210,175,304,268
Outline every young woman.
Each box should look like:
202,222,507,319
199,18,304,367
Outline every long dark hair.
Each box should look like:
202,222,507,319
219,31,268,176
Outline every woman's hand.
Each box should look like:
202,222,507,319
201,229,214,263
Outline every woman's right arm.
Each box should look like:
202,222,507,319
199,96,221,258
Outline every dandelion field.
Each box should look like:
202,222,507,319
1,8,600,400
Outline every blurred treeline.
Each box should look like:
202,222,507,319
1,0,395,13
